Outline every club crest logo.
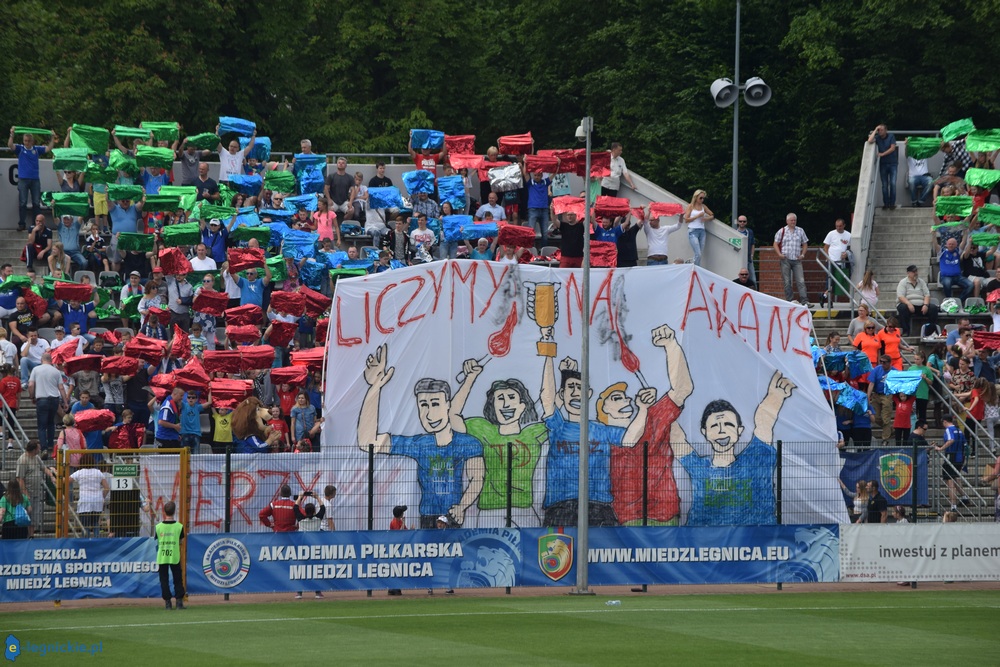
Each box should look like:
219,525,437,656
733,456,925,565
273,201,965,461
880,453,913,501
538,531,573,581
202,537,251,589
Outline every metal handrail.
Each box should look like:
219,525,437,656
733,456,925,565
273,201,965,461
0,392,29,469
814,248,869,322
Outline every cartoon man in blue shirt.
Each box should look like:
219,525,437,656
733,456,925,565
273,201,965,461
358,344,485,528
673,370,796,526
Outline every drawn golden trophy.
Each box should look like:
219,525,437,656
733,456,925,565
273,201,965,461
525,282,560,357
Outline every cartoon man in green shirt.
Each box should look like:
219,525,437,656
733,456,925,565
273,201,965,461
450,359,548,527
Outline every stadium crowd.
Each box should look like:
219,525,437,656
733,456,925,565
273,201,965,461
3,121,717,466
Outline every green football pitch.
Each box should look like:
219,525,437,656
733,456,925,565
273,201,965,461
4,591,998,665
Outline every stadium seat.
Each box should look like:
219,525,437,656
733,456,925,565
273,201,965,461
115,327,135,339
540,246,559,257
73,270,97,285
36,327,57,343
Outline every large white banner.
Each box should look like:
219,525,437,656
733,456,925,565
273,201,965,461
841,523,1000,581
323,262,846,530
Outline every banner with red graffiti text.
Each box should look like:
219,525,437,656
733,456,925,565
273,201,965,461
322,262,847,531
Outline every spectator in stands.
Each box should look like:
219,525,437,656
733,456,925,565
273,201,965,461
15,440,52,537
960,234,993,297
892,391,915,446
866,354,894,444
940,139,973,177
347,171,369,223
552,212,586,269
475,192,506,221
600,142,636,197
773,213,810,306
411,192,441,220
0,478,30,540
821,218,852,307
409,214,440,263
905,148,934,207
312,197,341,246
324,157,355,223
408,131,448,184
895,264,938,336
682,190,713,267
8,128,56,231
383,216,412,263
29,352,64,454
367,162,396,227
948,355,974,395
18,328,47,383
855,268,879,311
226,263,270,308
908,352,937,425
177,136,211,185
615,215,640,268
24,214,52,276
868,124,898,209
733,268,756,290
939,236,974,302
200,218,229,265
852,319,882,369
56,215,85,270
973,347,1000,383
47,242,71,278
193,162,219,202
735,215,756,284
215,127,256,183
166,274,193,331
877,316,911,371
189,244,217,273
11,296,43,345
642,210,681,266
521,158,553,249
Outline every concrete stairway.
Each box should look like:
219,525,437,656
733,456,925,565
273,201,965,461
866,207,936,311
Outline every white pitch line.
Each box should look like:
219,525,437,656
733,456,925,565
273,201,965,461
8,604,998,633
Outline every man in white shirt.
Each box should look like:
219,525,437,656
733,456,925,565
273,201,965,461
474,192,507,221
642,212,682,266
215,127,256,182
189,243,218,272
907,155,933,207
601,142,636,197
821,218,852,306
19,329,50,384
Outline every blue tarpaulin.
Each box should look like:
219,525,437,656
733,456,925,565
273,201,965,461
442,215,473,242
239,136,271,162
410,129,445,150
219,116,256,137
229,174,263,195
836,385,870,415
884,370,925,396
437,175,466,210
402,170,435,195
283,194,319,212
369,187,404,209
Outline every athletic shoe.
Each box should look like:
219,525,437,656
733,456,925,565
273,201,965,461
960,497,971,506
165,600,172,610
176,601,186,610
314,593,324,599
445,589,455,595
294,593,303,600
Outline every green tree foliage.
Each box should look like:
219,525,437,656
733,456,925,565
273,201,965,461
4,0,1000,240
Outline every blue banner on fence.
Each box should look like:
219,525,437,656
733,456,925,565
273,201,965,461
520,526,840,586
185,525,840,594
0,537,159,602
186,529,522,594
839,448,929,505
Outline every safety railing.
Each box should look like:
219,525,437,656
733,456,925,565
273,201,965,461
815,248,864,321
0,392,29,469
